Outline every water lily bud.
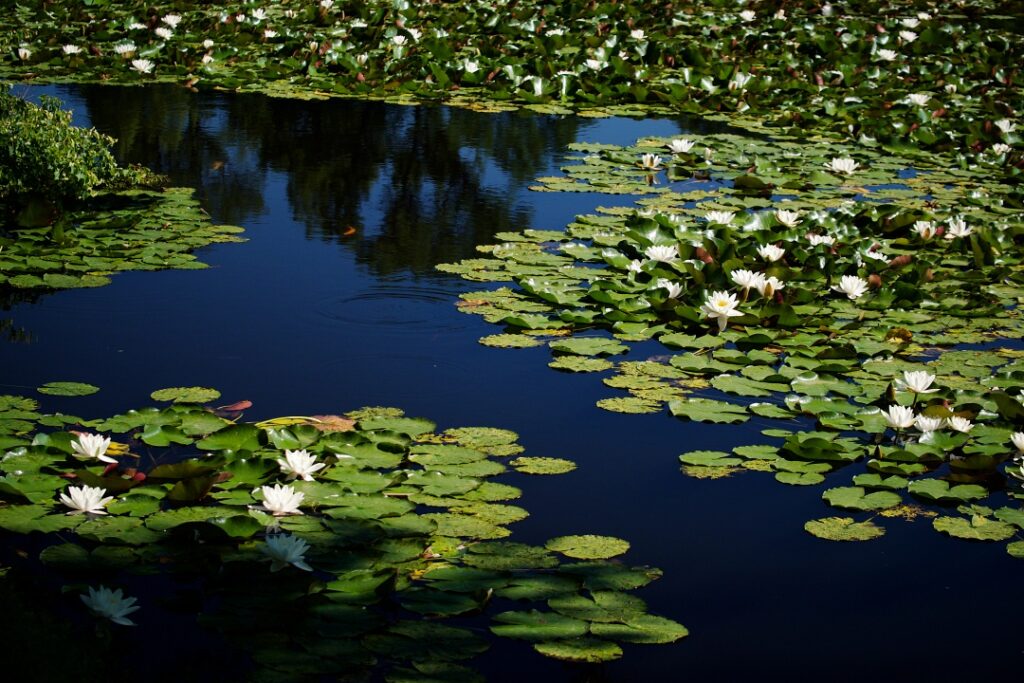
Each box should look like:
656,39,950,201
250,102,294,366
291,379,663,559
695,247,714,264
888,254,912,268
867,273,882,289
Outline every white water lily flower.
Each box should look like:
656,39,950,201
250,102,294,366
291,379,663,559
915,415,944,433
155,27,173,40
995,119,1016,135
128,22,147,30
250,8,267,22
81,586,139,626
62,44,81,55
321,0,334,7
656,279,684,299
262,534,313,572
862,248,888,262
203,39,215,49
131,59,154,74
906,93,930,106
644,244,678,263
585,58,604,70
913,220,936,239
630,29,645,40
60,485,114,515
72,433,116,464
463,59,479,73
730,269,763,290
114,42,136,57
991,143,1011,155
260,484,305,516
264,29,278,39
201,54,215,64
277,449,326,481
901,370,938,394
705,210,735,225
729,72,753,91
667,138,695,154
944,217,972,239
162,13,182,28
774,209,801,228
639,153,662,170
825,157,859,174
1011,432,1024,453
876,48,898,61
899,30,918,42
901,18,920,29
883,405,916,430
17,47,31,60
627,259,645,273
945,83,958,94
392,35,407,46
832,274,868,300
807,234,835,246
757,244,785,262
739,10,756,22
701,291,743,332
947,416,974,433
755,276,784,298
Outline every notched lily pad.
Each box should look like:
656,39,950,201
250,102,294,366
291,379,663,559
37,382,99,397
150,387,221,404
805,517,886,542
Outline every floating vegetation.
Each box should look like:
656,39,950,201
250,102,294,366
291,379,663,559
0,392,686,676
443,128,1024,554
0,185,246,292
1,2,1022,152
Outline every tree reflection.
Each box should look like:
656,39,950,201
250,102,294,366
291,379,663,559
78,84,584,277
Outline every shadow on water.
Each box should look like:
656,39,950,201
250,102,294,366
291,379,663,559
1,84,1019,681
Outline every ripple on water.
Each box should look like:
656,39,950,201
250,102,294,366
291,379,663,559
311,284,470,333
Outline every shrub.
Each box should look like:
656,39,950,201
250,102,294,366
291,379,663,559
0,85,141,223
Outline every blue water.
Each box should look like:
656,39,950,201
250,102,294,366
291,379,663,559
1,84,1018,680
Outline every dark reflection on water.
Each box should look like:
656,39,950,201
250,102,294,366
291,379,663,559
75,84,584,277
0,84,1019,681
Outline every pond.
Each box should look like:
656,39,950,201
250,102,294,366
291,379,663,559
1,84,1018,680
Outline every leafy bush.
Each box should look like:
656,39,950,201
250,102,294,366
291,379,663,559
0,85,141,221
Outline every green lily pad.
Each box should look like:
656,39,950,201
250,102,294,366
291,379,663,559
532,637,623,663
150,387,221,404
933,515,1017,541
804,517,886,542
589,614,689,644
822,487,902,511
545,535,629,560
490,610,589,641
36,382,99,397
509,457,576,475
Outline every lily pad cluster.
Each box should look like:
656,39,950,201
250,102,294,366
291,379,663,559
0,186,245,291
442,131,1024,553
0,393,686,677
1,2,1022,151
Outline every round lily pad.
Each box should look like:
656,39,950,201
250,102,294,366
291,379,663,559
150,386,221,404
932,515,1017,541
549,357,614,373
509,457,576,475
596,397,662,414
479,334,544,348
545,535,630,560
532,637,623,663
37,381,99,396
804,517,886,542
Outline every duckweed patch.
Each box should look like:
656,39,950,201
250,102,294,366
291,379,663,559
0,392,686,676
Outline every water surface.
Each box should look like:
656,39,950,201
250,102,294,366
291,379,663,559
1,84,1017,680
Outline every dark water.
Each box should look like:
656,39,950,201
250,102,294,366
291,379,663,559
1,84,1018,680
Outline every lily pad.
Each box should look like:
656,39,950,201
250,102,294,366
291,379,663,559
150,387,221,404
545,535,630,560
804,517,886,542
36,382,99,397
